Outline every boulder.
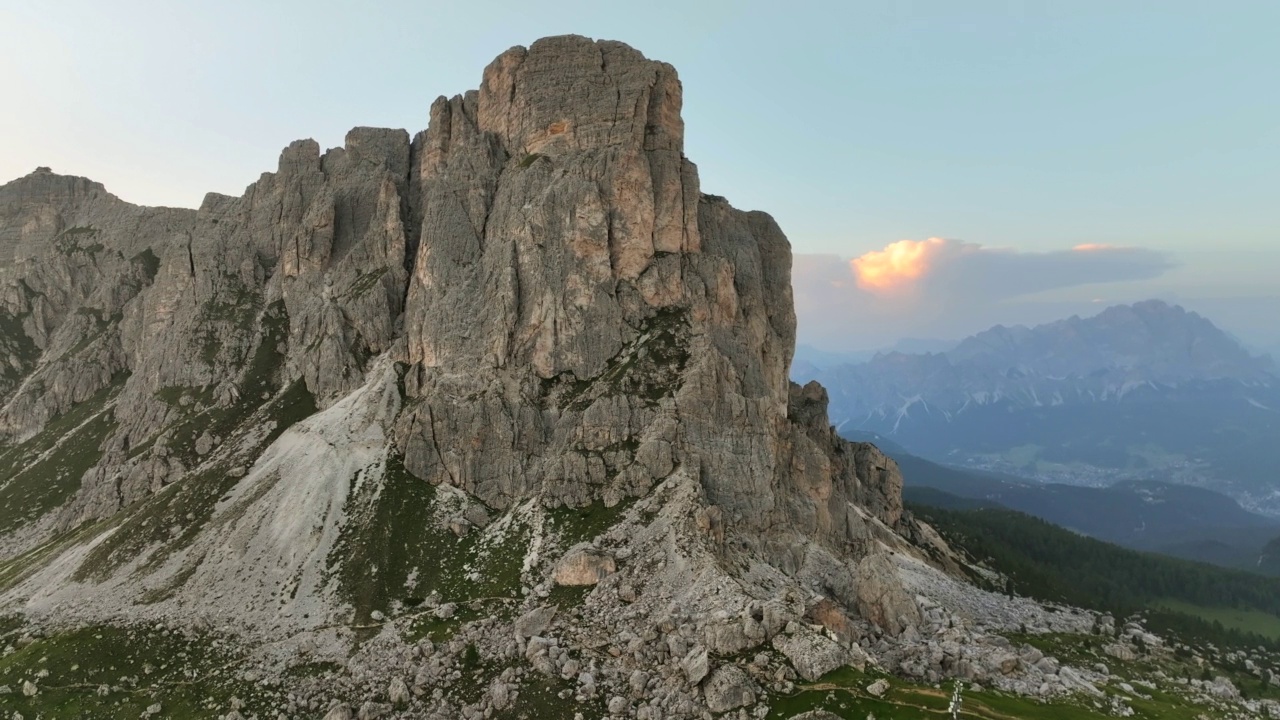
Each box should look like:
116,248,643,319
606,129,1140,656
853,552,920,636
772,628,855,681
1104,643,1137,662
681,646,710,685
387,677,410,707
515,605,558,638
490,682,513,711
322,706,353,720
703,664,757,712
1210,676,1241,699
553,549,617,586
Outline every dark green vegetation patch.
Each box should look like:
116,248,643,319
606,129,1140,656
914,502,1280,649
0,377,125,534
493,674,603,719
0,620,278,719
346,267,389,299
766,655,1279,720
330,456,528,630
546,498,632,548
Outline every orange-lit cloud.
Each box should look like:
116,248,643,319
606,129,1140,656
794,241,1176,353
850,237,948,292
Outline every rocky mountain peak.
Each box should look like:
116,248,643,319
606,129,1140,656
405,35,707,383
476,37,687,165
0,32,936,638
948,299,1271,382
0,36,1024,719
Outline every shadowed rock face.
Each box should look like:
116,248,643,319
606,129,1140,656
0,35,927,645
395,37,903,563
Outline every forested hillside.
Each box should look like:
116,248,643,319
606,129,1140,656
914,502,1280,649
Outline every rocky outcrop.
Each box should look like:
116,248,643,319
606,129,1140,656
703,664,756,712
553,548,617,585
773,627,858,681
0,34,984,720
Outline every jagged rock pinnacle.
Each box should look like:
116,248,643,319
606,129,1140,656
0,35,1035,720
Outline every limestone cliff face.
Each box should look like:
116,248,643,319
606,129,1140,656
391,38,908,592
0,36,932,646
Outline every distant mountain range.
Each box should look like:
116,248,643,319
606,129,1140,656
798,300,1280,514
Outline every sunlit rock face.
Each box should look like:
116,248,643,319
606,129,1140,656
0,34,996,720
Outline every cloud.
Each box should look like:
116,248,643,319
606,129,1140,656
848,237,1172,300
850,237,946,292
794,238,1175,352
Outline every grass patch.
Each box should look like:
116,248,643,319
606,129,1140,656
153,386,191,407
1006,631,1112,667
496,674,600,720
283,660,344,679
0,377,125,533
1154,598,1280,641
914,503,1280,651
544,583,592,608
402,604,484,644
331,456,531,630
0,623,277,719
546,499,632,547
331,455,466,626
766,664,1194,719
1003,630,1280,708
0,521,107,593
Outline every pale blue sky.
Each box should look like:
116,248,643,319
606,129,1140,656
3,1,1277,349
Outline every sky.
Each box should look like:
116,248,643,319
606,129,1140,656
2,1,1277,353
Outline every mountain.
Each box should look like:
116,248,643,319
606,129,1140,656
0,35,1274,719
805,301,1280,514
949,300,1274,381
